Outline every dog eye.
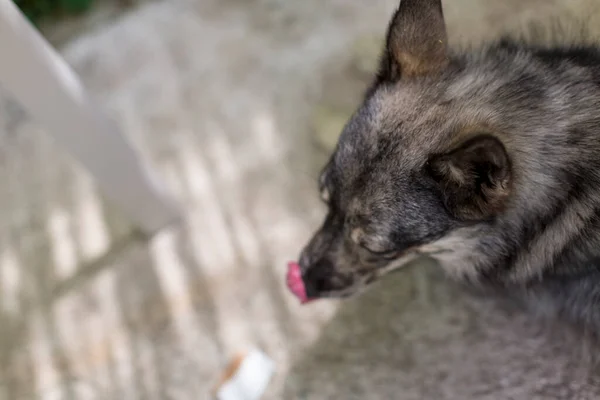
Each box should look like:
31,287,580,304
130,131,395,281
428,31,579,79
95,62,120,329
359,243,398,259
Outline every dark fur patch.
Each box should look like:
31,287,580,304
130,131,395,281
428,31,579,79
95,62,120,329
428,134,511,221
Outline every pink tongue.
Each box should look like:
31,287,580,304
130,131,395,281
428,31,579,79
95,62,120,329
286,262,314,304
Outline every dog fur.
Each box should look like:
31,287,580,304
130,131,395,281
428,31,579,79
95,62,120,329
298,0,600,333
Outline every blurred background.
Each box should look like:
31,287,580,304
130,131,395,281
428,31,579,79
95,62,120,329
1,0,598,399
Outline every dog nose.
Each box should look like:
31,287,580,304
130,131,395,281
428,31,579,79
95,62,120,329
302,258,337,297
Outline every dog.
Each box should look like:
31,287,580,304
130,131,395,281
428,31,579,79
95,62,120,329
297,0,600,332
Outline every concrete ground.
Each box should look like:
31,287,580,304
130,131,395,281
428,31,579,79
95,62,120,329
2,0,600,399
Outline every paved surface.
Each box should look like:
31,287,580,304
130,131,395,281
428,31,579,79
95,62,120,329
2,0,600,399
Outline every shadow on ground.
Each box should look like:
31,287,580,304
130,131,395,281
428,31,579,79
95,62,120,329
284,260,600,400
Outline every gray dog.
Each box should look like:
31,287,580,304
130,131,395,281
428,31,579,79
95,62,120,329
294,0,600,333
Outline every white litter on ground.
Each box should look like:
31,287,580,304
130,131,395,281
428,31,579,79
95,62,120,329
214,348,275,400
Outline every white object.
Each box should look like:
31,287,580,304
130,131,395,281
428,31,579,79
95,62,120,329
216,349,275,400
0,0,180,235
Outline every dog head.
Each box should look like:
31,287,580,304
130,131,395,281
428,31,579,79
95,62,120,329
297,0,579,299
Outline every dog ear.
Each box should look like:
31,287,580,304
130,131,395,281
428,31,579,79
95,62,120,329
428,135,512,221
382,0,449,80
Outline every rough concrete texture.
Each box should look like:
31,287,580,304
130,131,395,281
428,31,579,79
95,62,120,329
1,0,599,398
